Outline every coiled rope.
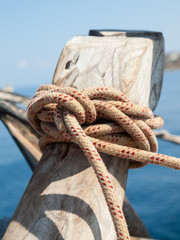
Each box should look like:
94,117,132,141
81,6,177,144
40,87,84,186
27,85,180,240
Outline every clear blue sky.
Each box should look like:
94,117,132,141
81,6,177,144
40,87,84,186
0,0,180,88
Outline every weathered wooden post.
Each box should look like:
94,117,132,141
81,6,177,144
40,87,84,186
3,30,164,240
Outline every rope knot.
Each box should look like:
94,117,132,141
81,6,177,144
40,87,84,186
27,84,180,240
27,84,164,169
28,84,96,132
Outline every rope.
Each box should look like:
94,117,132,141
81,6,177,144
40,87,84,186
27,85,180,240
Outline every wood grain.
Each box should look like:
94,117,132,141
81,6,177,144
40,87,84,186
0,114,41,170
53,30,164,110
0,89,30,106
0,102,150,237
3,30,164,240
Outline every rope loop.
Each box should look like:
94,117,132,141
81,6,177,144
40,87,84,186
27,84,180,240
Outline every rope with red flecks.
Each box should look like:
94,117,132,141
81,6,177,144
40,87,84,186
27,85,180,240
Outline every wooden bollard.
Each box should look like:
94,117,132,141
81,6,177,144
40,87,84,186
3,30,164,240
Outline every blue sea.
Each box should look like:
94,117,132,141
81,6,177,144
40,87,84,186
0,71,180,239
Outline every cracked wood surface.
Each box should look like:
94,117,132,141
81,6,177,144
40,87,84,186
53,30,164,111
3,30,164,240
0,101,149,238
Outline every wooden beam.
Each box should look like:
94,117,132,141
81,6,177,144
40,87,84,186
0,89,30,106
0,99,41,170
154,130,180,144
0,114,41,170
0,100,27,122
0,103,149,237
3,30,164,240
123,197,150,238
0,104,150,237
53,29,164,110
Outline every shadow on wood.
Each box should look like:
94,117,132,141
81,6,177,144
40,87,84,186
3,29,164,240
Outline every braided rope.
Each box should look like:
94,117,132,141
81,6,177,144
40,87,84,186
27,85,180,240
